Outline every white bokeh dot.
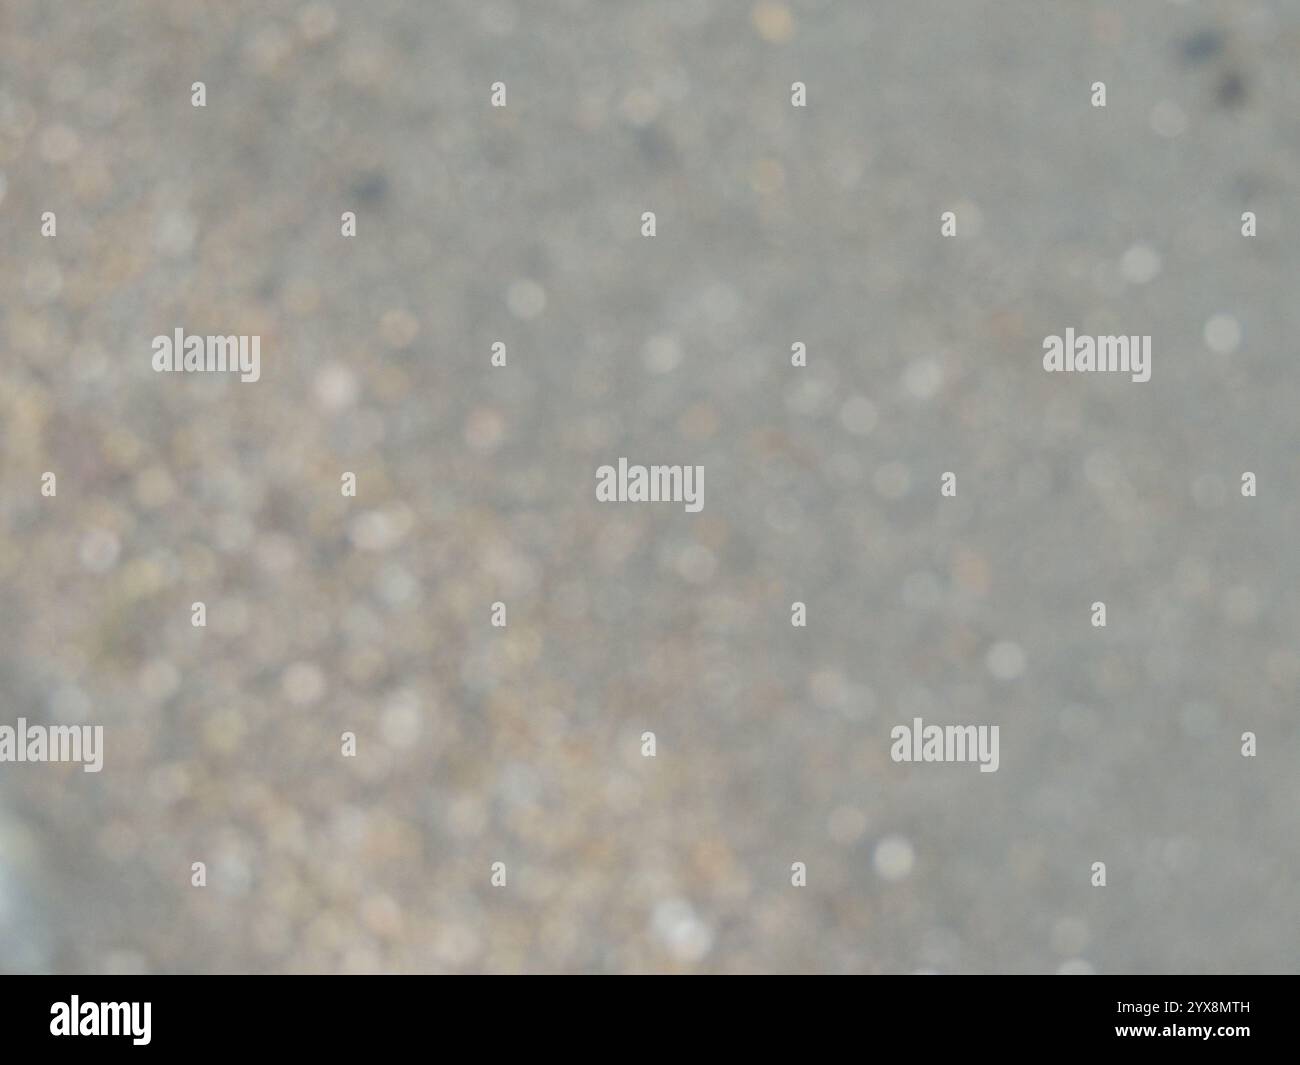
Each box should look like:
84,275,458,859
1204,313,1241,354
1119,243,1161,284
840,395,878,435
506,279,546,320
987,640,1026,680
873,835,915,882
